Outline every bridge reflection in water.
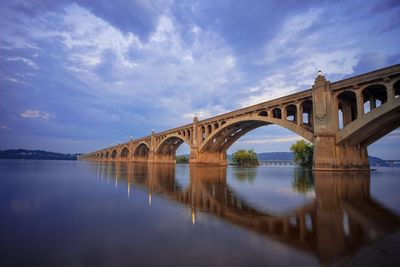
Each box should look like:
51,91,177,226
91,162,399,264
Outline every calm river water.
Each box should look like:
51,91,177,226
1,160,399,267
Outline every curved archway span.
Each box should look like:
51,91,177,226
120,146,130,158
337,97,400,146
111,149,117,158
155,134,190,156
133,142,150,158
105,151,110,158
199,115,313,152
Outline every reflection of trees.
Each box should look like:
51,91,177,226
292,168,314,194
231,167,257,183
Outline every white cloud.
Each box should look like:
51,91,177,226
0,124,10,130
20,110,50,120
240,74,299,107
238,135,304,145
4,57,38,69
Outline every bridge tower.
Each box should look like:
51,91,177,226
312,73,369,170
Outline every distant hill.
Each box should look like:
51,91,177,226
257,152,293,161
0,149,79,160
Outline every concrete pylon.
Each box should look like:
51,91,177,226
312,73,369,170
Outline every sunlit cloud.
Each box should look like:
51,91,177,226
20,110,50,120
238,135,304,145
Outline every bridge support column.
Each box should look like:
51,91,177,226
313,135,369,170
189,148,227,166
312,73,370,170
188,115,228,166
153,154,176,164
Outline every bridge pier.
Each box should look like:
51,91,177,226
152,154,176,164
313,136,369,170
189,148,227,166
312,72,370,170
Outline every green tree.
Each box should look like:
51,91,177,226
232,149,259,167
290,140,313,168
176,155,189,164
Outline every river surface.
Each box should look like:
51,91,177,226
1,160,399,267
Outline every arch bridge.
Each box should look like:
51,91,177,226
81,64,400,170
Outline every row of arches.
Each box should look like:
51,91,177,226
337,80,400,129
198,99,313,143
91,146,131,160
86,98,316,161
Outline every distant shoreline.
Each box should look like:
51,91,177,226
0,149,79,161
0,149,394,166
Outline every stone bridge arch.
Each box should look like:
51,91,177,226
199,115,313,152
120,146,130,159
111,149,118,159
192,115,314,165
133,141,151,162
154,134,191,163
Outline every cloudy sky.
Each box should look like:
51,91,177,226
0,0,399,158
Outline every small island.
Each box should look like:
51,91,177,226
232,149,259,167
176,155,189,164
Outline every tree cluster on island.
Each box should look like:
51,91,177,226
232,149,259,167
176,155,189,164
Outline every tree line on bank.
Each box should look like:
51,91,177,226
0,149,79,160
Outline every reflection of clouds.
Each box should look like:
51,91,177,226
10,198,46,215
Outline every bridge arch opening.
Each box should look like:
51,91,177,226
301,100,313,126
120,147,129,158
133,143,150,160
201,126,206,141
200,120,268,153
258,110,268,117
100,152,104,158
272,108,282,119
285,104,297,123
111,149,117,159
156,135,190,162
337,91,357,129
362,84,387,113
207,124,212,135
105,151,110,158
394,80,400,98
